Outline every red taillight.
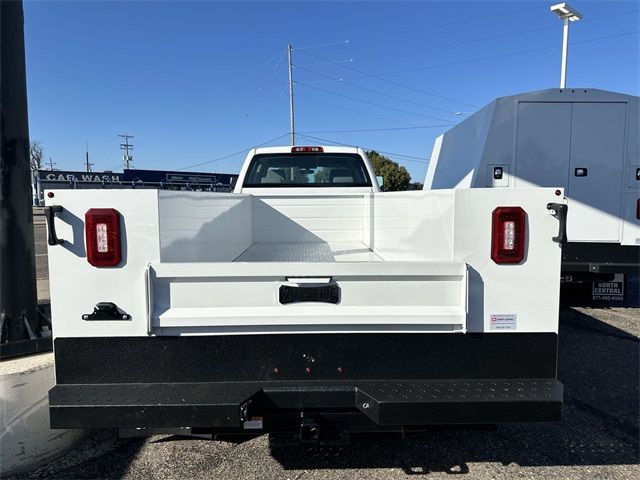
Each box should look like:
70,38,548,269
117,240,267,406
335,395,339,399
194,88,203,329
491,206,526,264
85,208,122,267
291,146,323,153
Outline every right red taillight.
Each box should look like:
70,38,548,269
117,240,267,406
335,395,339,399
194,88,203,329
85,208,122,267
491,206,526,264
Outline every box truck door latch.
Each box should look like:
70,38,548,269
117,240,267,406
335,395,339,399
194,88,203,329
82,302,131,321
44,205,64,246
547,203,568,244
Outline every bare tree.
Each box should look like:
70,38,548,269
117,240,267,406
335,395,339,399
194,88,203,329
29,140,44,170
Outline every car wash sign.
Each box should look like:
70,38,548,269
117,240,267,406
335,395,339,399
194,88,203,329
39,170,123,183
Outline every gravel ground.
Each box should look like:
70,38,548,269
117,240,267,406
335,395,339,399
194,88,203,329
18,217,638,479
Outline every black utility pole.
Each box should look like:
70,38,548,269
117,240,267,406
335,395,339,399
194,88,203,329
85,144,93,172
119,133,134,169
0,1,42,355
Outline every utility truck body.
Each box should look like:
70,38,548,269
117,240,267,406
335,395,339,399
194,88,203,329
46,147,565,442
425,88,640,280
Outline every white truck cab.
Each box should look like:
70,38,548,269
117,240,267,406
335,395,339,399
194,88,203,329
234,145,380,195
44,144,566,444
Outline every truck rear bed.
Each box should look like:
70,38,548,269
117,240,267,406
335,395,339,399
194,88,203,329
45,187,565,433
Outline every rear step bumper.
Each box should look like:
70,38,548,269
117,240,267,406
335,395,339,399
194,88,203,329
49,379,563,429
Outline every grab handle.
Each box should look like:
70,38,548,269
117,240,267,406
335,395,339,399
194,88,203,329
546,203,568,244
44,205,64,246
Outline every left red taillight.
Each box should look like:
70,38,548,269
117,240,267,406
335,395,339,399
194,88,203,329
85,208,122,267
491,206,526,264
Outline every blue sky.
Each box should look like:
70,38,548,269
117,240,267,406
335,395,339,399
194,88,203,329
24,0,639,181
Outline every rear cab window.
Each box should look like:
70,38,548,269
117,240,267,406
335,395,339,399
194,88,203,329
242,153,372,188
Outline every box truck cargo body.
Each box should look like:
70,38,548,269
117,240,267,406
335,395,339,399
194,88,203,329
425,88,639,277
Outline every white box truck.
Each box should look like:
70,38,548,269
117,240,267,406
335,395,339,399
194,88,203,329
45,146,566,443
425,88,639,284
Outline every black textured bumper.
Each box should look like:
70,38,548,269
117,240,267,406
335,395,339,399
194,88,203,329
50,333,562,429
49,379,562,428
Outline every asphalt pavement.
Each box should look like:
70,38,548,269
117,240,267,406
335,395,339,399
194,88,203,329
15,214,639,480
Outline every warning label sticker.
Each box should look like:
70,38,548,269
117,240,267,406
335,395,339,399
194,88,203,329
592,274,624,301
490,314,517,331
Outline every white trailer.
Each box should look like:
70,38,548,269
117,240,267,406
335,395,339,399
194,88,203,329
425,88,639,280
45,146,565,442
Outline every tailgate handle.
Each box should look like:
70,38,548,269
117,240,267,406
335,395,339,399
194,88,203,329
547,203,568,244
280,284,340,305
44,205,64,246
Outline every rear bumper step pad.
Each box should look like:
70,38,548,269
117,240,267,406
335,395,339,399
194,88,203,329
49,379,562,429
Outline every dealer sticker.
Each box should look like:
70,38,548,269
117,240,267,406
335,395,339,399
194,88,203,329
592,274,624,301
490,314,517,330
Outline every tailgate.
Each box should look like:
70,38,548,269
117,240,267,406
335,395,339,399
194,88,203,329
147,261,467,334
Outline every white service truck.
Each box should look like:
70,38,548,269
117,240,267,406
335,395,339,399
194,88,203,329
45,145,566,443
425,88,640,285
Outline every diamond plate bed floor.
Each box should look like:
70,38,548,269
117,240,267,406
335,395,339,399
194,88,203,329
233,242,383,262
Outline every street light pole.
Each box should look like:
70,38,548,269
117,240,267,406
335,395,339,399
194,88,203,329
560,17,569,88
550,3,583,89
287,44,295,147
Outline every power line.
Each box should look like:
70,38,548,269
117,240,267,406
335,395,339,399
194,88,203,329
296,94,419,126
348,5,543,43
296,49,480,108
349,9,640,63
256,52,287,88
298,59,355,68
347,30,640,78
293,4,543,48
295,64,459,116
174,133,290,171
298,125,454,134
294,39,351,51
298,83,455,121
297,134,429,164
356,25,559,62
226,50,286,88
